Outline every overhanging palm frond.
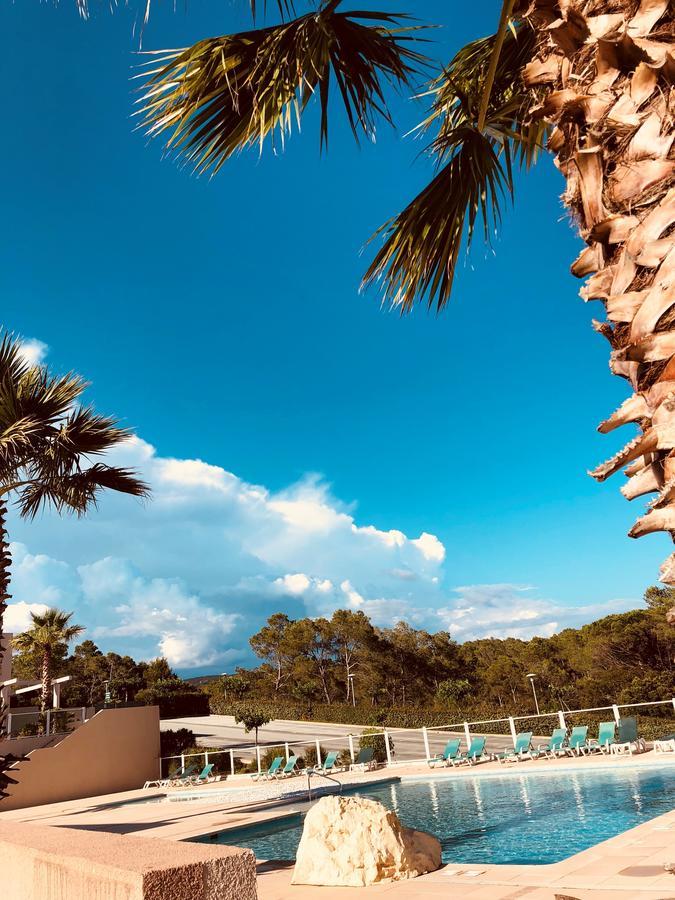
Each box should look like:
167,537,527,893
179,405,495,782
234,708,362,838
363,17,548,313
136,4,428,174
18,465,149,519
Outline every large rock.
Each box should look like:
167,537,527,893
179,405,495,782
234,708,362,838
291,795,442,887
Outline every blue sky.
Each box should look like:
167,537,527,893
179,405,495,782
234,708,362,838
0,1,662,671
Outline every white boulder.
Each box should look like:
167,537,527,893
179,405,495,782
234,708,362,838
291,795,442,887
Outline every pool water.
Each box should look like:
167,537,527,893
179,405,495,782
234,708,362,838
194,765,675,865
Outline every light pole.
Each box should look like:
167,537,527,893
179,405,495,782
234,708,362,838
348,673,356,707
526,673,540,715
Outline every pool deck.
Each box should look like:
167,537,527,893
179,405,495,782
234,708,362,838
1,749,674,898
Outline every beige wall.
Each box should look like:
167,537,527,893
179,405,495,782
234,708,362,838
0,821,257,900
0,706,161,811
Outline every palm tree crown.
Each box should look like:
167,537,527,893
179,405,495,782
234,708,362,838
13,608,84,717
0,332,149,665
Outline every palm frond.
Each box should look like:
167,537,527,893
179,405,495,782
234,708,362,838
363,17,547,313
136,5,428,174
364,127,510,312
18,464,149,519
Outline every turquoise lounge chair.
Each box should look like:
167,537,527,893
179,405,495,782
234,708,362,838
565,725,590,756
190,763,216,785
275,755,298,778
314,750,341,774
612,717,646,755
451,736,486,766
252,756,284,781
427,738,461,768
534,727,566,759
496,732,533,764
349,747,376,772
144,763,198,789
589,721,616,754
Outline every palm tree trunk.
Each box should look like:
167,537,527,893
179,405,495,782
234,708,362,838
40,647,52,717
0,499,11,667
522,0,675,583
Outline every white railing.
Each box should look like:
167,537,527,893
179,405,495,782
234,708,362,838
159,696,675,777
4,707,88,738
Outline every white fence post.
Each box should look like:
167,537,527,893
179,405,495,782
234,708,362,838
422,726,430,761
558,710,566,730
463,722,471,747
284,741,290,762
348,734,355,764
46,710,51,735
204,751,209,769
612,704,621,724
180,753,185,771
672,697,675,713
256,745,262,774
6,713,11,736
508,716,517,747
229,749,235,775
315,739,322,767
383,730,392,766
81,706,87,724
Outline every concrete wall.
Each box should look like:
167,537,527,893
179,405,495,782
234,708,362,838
0,821,257,900
0,706,161,811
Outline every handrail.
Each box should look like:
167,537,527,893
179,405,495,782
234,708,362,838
305,768,343,802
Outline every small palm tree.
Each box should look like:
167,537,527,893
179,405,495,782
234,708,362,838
0,332,149,667
13,609,84,717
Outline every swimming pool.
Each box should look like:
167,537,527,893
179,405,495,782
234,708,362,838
193,765,675,865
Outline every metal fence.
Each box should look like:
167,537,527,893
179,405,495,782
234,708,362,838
160,696,675,777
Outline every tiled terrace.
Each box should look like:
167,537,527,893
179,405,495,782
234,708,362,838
2,749,673,899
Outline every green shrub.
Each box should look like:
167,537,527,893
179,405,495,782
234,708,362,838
160,728,196,758
259,745,289,770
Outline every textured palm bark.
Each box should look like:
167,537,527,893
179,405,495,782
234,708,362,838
40,647,51,717
0,499,11,664
521,0,675,582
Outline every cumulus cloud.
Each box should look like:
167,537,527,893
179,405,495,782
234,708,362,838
2,423,642,669
4,436,452,668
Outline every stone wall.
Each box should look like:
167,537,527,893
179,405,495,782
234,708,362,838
0,706,160,811
0,821,257,900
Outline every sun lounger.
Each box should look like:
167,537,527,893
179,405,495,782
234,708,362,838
427,738,461,768
611,717,646,755
252,756,284,781
144,763,198,789
349,747,376,772
654,733,675,753
588,721,616,754
532,727,566,759
496,732,532,764
189,763,217,785
313,750,341,774
565,725,590,756
450,736,486,766
275,755,299,778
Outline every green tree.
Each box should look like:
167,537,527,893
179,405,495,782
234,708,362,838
331,609,375,703
250,613,296,693
0,332,148,668
233,705,272,746
13,609,84,718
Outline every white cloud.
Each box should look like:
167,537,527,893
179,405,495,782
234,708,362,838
2,432,642,670
17,337,49,366
4,600,49,634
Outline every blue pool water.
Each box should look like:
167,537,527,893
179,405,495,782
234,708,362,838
194,766,675,865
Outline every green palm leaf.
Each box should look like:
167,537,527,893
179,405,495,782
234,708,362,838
136,3,428,174
363,17,546,312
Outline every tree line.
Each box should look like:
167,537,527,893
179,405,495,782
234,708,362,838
206,587,675,721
